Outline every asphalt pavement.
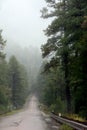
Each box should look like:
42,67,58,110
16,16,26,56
0,95,60,130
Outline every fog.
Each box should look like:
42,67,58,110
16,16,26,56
6,43,42,90
0,0,51,89
0,0,50,47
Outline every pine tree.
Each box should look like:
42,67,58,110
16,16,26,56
41,0,87,116
8,56,28,109
41,0,72,112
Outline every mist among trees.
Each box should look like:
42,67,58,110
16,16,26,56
0,32,42,113
5,42,42,90
0,0,87,120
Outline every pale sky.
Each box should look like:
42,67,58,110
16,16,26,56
0,0,50,48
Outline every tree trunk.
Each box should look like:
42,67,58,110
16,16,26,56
64,53,71,113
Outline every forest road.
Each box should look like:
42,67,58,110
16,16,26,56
0,95,54,130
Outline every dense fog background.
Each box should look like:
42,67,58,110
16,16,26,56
0,0,50,47
0,0,51,90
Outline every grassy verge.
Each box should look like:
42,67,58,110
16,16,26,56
59,124,74,130
0,108,23,118
63,114,86,122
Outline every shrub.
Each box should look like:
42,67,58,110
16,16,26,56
49,98,66,113
0,105,7,114
64,114,86,122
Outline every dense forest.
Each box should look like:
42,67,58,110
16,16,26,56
36,0,87,119
0,31,29,114
5,43,42,90
0,31,42,114
0,0,87,120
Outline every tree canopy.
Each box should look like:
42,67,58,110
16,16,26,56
39,0,87,118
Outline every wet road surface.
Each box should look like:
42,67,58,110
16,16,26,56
0,96,49,130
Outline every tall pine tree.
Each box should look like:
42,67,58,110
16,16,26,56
41,0,87,117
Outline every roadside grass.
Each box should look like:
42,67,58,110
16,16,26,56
0,109,23,118
0,95,32,118
59,124,74,130
63,114,86,122
39,103,85,121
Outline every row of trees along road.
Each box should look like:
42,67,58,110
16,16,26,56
37,0,87,119
0,30,29,114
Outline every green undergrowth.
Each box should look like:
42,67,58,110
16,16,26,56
63,114,86,122
0,109,22,118
39,104,50,114
59,124,74,130
39,103,86,123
